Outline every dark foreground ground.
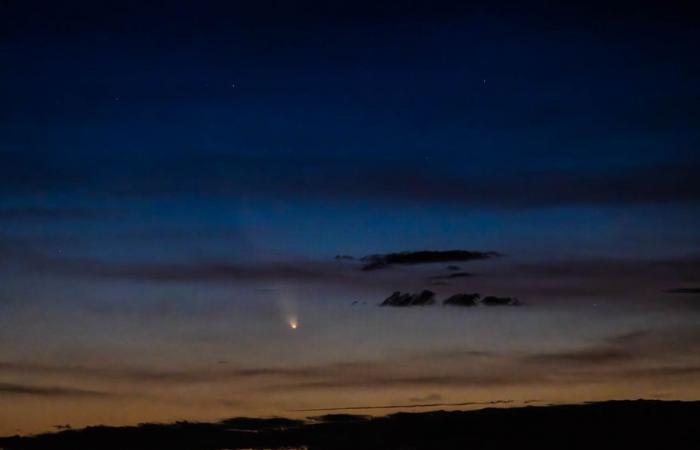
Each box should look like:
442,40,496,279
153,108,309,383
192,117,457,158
1,400,698,450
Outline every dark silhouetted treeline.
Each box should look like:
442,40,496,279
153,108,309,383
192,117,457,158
1,400,699,449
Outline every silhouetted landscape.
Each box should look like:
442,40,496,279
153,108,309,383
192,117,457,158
2,400,698,450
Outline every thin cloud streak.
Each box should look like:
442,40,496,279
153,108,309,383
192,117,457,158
0,207,109,221
292,399,522,412
0,382,114,398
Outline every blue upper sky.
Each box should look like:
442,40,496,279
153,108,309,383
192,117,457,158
2,1,699,261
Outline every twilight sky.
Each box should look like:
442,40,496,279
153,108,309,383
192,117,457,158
1,0,699,436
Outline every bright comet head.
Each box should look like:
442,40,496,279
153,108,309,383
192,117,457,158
288,318,298,330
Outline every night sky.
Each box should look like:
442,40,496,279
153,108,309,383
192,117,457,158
1,0,700,435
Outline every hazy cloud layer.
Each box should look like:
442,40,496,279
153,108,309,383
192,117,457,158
510,256,700,280
3,149,699,208
266,328,700,392
1,328,699,402
4,235,700,310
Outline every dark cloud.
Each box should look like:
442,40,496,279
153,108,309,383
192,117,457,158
380,290,436,307
360,250,501,271
443,293,480,307
380,292,521,308
481,296,520,306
